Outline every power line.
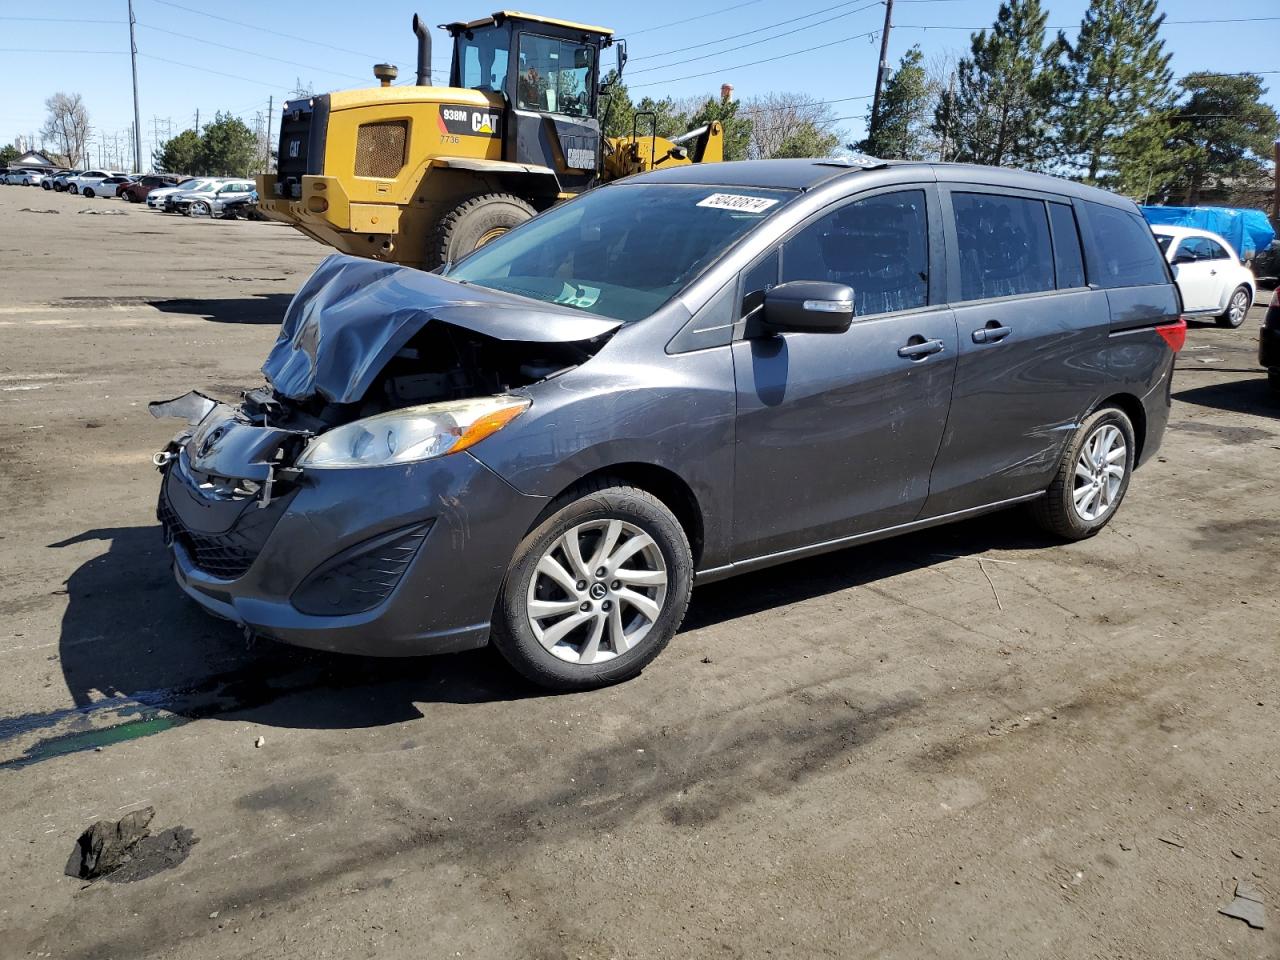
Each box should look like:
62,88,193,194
144,0,389,62
139,52,291,88
631,1,883,75
0,48,125,54
632,28,879,88
623,0,772,37
136,22,371,84
633,0,882,62
896,15,1280,29
0,16,123,23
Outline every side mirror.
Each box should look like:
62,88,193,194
761,281,855,334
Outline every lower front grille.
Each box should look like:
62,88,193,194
291,522,432,616
158,486,288,580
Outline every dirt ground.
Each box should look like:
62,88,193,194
0,183,1276,960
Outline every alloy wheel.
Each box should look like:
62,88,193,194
1072,424,1126,522
1229,290,1249,326
525,519,668,665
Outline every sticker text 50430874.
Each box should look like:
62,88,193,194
696,193,781,214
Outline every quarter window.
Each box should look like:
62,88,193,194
781,190,929,317
952,193,1054,301
1082,202,1169,288
741,250,779,318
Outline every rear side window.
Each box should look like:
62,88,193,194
1048,202,1086,289
1083,202,1168,288
782,189,929,317
1203,238,1229,261
952,193,1054,301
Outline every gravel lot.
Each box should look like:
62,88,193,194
0,183,1276,959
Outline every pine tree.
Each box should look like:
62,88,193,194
1166,72,1280,204
935,0,1057,168
863,46,932,160
1054,0,1175,189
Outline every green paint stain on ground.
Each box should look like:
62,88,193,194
0,712,191,770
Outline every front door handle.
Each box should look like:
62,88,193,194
972,324,1012,344
897,337,945,360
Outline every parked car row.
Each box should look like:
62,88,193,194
2,167,261,219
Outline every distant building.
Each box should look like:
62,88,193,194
6,150,58,171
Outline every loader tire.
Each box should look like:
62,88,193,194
431,193,536,269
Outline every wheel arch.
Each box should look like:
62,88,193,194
530,463,706,568
1092,393,1147,464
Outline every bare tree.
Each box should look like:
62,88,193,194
40,92,91,167
742,93,843,159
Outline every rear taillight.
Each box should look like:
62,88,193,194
1156,317,1187,352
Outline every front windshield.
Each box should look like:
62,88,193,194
445,184,794,322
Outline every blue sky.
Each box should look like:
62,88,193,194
1,0,1275,166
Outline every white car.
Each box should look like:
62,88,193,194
1153,226,1256,329
148,177,224,209
65,170,126,197
5,168,44,185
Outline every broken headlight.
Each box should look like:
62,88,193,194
295,395,530,469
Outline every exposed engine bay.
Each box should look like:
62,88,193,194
151,253,622,504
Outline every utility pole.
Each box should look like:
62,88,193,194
868,0,894,145
128,0,143,172
195,109,200,133
263,95,273,172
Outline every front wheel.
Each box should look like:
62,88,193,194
1032,407,1136,540
82,187,95,198
69,184,79,194
189,200,211,217
430,193,536,269
1217,285,1251,328
491,481,694,691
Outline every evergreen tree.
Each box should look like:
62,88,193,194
863,46,932,160
773,121,841,159
935,0,1056,168
1165,72,1280,204
686,96,753,161
196,113,260,176
1054,0,1175,188
154,129,202,175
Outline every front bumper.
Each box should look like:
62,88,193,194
159,445,548,657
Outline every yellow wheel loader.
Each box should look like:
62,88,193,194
257,10,725,270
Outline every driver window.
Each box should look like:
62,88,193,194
459,33,510,94
783,190,929,316
517,34,592,117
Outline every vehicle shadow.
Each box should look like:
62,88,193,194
148,293,293,324
42,525,528,734
1173,375,1277,418
15,507,1054,767
683,507,1054,630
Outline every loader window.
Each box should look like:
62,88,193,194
458,32,510,95
516,34,593,117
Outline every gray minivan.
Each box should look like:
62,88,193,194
152,158,1185,690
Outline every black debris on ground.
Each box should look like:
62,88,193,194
64,806,199,883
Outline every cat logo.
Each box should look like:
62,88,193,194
288,139,301,159
438,105,502,138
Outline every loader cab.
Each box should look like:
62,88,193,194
445,11,611,191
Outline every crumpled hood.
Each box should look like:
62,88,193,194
263,254,622,404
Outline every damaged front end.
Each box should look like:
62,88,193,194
148,254,610,652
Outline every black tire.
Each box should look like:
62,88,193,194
1032,406,1136,540
82,187,95,198
1268,369,1280,397
1217,285,1251,328
491,479,694,691
69,184,79,194
430,193,536,269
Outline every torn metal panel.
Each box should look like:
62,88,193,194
262,254,621,404
148,390,219,425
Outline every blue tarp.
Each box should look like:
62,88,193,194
1140,205,1277,261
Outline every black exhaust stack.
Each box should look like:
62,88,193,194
412,14,432,86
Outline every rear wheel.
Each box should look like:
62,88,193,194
491,480,694,691
82,187,95,198
1032,406,1135,540
431,193,536,269
1217,285,1251,328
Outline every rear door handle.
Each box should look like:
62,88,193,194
897,337,945,360
972,325,1012,344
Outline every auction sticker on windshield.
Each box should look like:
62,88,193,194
696,193,780,214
